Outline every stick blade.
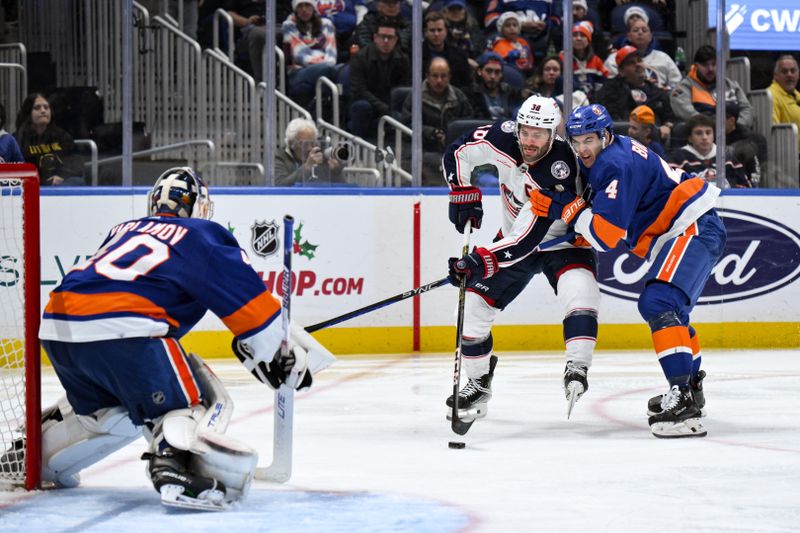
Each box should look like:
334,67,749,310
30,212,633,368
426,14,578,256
451,417,475,436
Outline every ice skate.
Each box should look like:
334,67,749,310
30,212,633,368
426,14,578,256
144,447,228,511
446,355,497,421
563,361,589,419
648,385,707,438
647,370,706,416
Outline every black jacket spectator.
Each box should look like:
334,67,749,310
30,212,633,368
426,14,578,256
354,10,412,54
349,40,411,118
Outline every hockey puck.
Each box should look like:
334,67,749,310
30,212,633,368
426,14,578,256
448,441,466,449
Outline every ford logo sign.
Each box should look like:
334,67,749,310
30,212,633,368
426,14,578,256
597,209,800,304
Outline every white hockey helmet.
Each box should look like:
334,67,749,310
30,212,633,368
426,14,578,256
148,166,213,220
515,95,562,156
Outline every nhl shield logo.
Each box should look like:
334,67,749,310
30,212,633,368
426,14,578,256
251,220,280,257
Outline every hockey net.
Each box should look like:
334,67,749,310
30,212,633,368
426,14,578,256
0,165,41,490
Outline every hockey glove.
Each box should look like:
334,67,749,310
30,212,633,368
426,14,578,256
232,339,313,391
447,247,498,286
529,189,586,225
448,185,483,233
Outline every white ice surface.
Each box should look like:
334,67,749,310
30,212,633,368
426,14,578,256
2,350,799,532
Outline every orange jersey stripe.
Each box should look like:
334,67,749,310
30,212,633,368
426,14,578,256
652,325,691,355
632,178,707,258
221,290,281,336
44,291,179,328
591,214,627,249
164,338,201,406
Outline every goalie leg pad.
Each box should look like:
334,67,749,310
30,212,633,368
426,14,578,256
42,397,141,488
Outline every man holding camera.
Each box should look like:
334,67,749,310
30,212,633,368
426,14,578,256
275,118,346,186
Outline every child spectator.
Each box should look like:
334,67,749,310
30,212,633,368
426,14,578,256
562,21,607,101
490,12,534,76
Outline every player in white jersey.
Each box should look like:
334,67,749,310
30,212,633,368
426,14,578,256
444,96,601,420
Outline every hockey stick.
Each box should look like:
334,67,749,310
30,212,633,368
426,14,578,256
304,232,577,334
451,220,475,436
255,215,295,483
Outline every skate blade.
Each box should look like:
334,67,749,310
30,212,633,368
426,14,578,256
565,382,584,419
650,417,707,438
445,404,487,422
160,485,228,512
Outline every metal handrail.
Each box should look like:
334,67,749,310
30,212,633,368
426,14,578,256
74,139,99,186
87,140,216,166
377,115,413,186
212,8,235,62
199,161,266,184
343,167,382,186
315,75,340,128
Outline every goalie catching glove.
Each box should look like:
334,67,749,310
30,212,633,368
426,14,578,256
232,339,312,391
448,185,483,234
530,189,586,225
448,247,498,286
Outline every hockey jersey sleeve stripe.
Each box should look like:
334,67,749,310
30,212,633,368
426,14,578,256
162,338,202,406
43,291,179,327
589,214,626,250
220,290,281,337
631,177,707,258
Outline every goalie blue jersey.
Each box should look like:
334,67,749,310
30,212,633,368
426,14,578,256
39,215,281,343
575,134,720,260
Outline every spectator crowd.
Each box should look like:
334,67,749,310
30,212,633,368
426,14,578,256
4,1,799,187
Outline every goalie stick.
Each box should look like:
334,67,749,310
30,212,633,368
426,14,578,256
255,215,295,483
304,232,578,333
451,220,475,436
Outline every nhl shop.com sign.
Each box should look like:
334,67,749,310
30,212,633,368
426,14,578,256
597,210,800,304
709,1,800,51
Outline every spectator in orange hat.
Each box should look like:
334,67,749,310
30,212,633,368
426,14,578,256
596,45,675,132
561,21,608,101
628,104,665,157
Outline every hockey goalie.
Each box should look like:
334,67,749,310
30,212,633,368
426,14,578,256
6,167,334,510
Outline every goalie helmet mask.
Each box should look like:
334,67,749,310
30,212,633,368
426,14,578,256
148,167,213,220
515,95,562,160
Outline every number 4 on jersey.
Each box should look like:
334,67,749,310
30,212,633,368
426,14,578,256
605,179,619,199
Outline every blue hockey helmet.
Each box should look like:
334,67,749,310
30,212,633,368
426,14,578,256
565,104,614,139
148,166,213,220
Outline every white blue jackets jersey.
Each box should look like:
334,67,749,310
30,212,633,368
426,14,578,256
443,119,586,267
39,215,283,357
574,134,720,259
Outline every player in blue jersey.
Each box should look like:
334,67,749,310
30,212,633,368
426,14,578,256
445,95,601,421
530,104,726,438
22,167,334,509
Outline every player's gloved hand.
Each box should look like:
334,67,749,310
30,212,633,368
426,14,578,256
448,185,483,233
530,189,586,224
232,338,312,391
447,247,498,286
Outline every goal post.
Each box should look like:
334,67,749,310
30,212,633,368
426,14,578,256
0,164,41,490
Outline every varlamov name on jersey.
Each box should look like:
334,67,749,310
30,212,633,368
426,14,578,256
442,119,586,266
39,215,281,343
